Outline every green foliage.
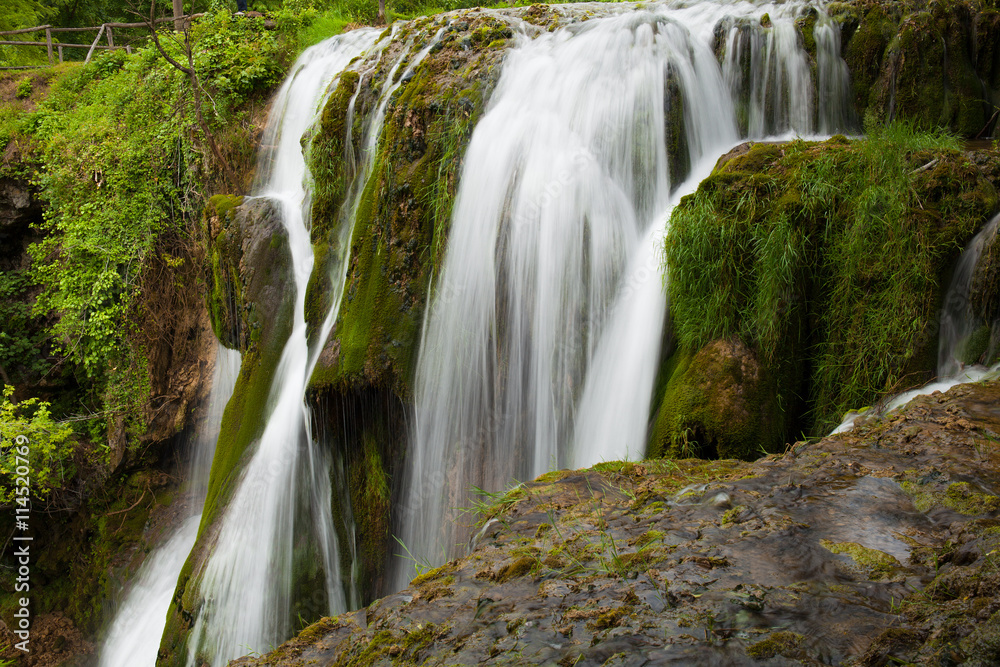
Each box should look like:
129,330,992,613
0,272,51,381
24,14,284,377
0,385,75,504
664,123,994,435
14,78,32,99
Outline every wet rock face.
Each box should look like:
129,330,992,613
235,380,1000,666
839,0,1000,136
203,195,292,352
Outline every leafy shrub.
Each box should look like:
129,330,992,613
0,385,75,504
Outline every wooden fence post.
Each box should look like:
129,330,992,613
84,25,105,64
58,45,63,63
106,26,114,47
45,27,53,65
172,0,185,32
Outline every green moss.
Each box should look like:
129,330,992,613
843,4,898,117
945,482,1000,515
587,606,627,631
959,610,1000,665
631,530,664,548
795,8,818,60
311,70,361,243
348,432,392,574
493,556,536,583
746,630,804,660
200,310,293,533
902,479,1000,515
846,1,992,136
469,16,513,48
649,338,787,460
206,193,244,222
959,325,993,366
820,540,900,580
721,505,749,526
410,562,458,587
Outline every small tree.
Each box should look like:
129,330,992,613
135,0,243,193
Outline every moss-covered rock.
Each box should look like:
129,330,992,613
648,337,787,460
307,13,507,398
660,131,997,445
838,0,1000,137
202,194,245,349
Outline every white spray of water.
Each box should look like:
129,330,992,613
395,1,853,587
99,344,240,667
832,215,1000,435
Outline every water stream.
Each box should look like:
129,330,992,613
99,344,240,667
394,0,854,586
182,24,453,665
179,30,381,666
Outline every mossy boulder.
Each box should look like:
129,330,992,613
649,337,787,460
660,132,997,445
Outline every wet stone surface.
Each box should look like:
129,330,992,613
235,380,1000,666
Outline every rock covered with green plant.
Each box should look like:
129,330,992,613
651,127,1000,460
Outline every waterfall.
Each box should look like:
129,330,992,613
182,23,449,665
99,344,240,667
394,1,853,586
832,215,1000,434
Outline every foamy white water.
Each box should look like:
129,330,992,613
99,344,240,667
395,1,853,587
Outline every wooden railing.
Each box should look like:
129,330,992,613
0,15,205,69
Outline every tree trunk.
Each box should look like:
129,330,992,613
378,0,385,25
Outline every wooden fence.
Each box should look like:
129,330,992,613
0,14,205,69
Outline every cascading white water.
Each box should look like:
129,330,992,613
183,24,448,666
182,31,379,666
832,215,1000,434
99,344,240,667
395,1,853,586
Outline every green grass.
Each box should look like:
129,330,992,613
662,121,994,437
